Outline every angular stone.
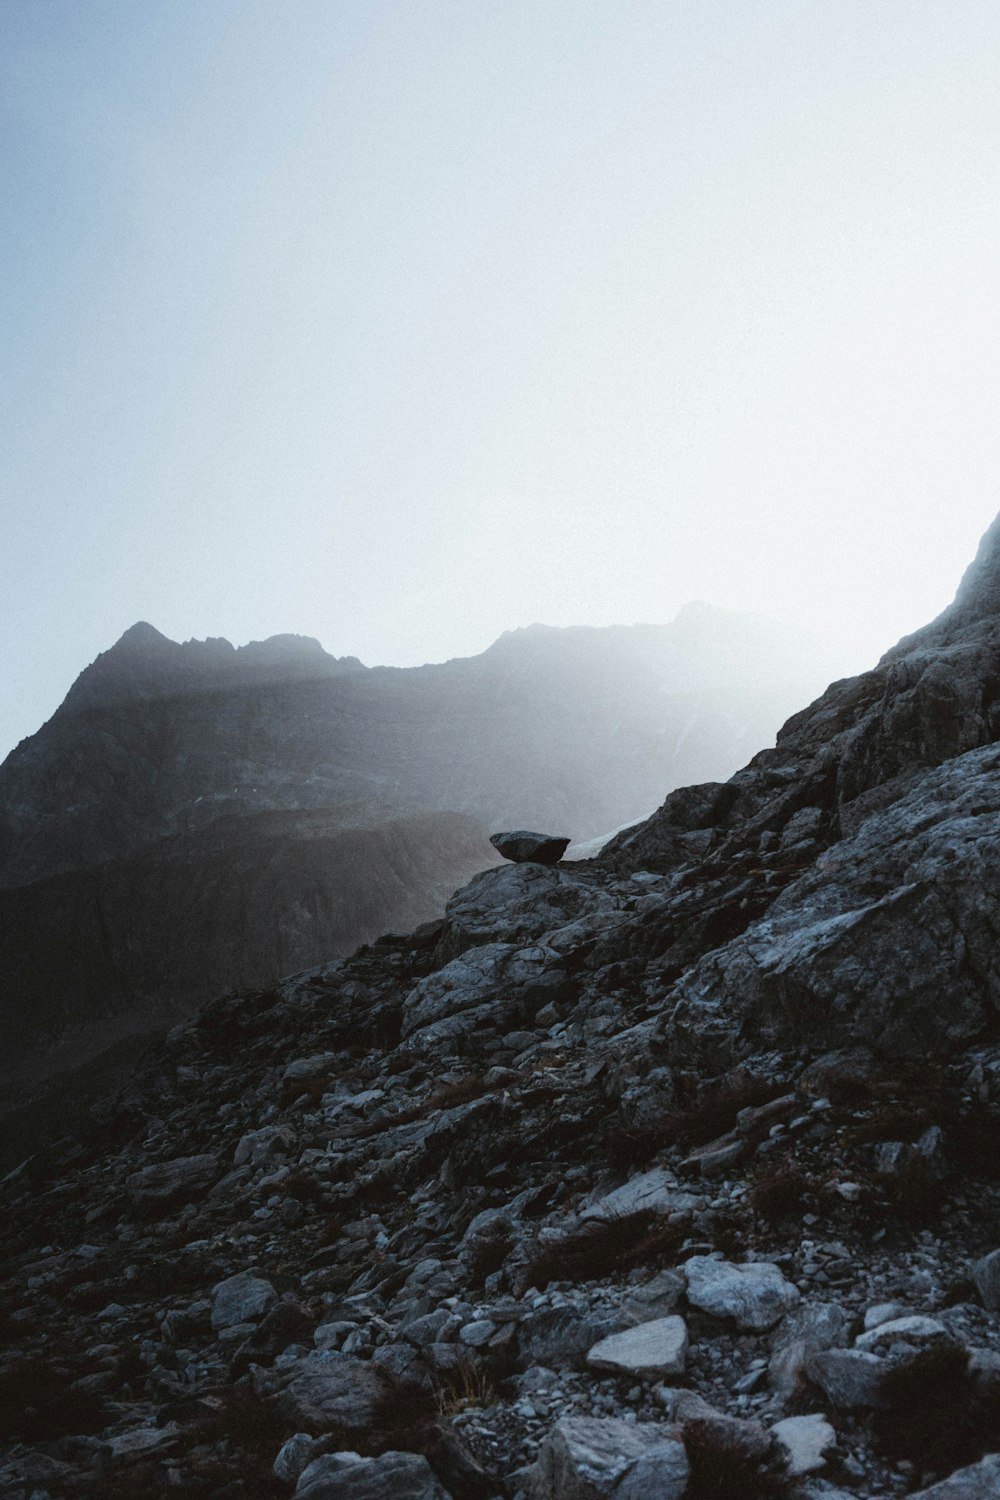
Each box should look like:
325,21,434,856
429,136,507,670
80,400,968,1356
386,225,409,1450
518,1305,627,1370
282,1053,338,1094
211,1272,277,1331
586,1316,688,1379
680,1129,748,1177
769,1302,849,1401
125,1154,217,1212
855,1315,949,1353
276,1353,389,1437
234,1124,297,1167
107,1423,182,1462
490,831,572,865
274,1433,322,1485
294,1450,450,1499
582,1168,698,1221
910,1455,1000,1498
526,1416,688,1500
970,1248,1000,1311
684,1256,800,1331
805,1348,885,1409
771,1413,836,1477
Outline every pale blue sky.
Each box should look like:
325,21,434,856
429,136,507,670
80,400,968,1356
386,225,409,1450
4,0,1000,758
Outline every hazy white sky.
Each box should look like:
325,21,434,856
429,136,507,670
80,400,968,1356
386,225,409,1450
3,0,1000,758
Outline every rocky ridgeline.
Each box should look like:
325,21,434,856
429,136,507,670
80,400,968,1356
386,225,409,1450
6,519,1000,1498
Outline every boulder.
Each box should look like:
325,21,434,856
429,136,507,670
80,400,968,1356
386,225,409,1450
910,1455,1000,1498
211,1272,277,1331
684,1256,800,1331
125,1154,217,1212
769,1302,849,1401
276,1353,389,1437
805,1348,885,1409
854,1315,949,1353
586,1316,688,1379
294,1450,450,1499
518,1305,627,1370
526,1416,689,1499
490,831,572,865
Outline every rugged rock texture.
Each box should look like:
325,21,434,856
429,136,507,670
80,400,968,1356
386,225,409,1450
0,607,835,1127
6,522,1000,1496
489,834,572,867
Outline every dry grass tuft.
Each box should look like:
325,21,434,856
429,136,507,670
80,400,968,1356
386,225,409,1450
875,1344,1000,1476
606,1069,780,1171
683,1417,790,1499
749,1164,811,1225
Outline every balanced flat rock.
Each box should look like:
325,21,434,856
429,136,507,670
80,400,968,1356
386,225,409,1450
489,830,572,864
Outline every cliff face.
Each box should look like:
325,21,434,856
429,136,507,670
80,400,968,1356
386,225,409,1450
0,607,835,1116
4,520,1000,1499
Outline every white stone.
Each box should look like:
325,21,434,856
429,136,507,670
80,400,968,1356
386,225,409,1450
586,1317,688,1378
582,1169,698,1222
771,1413,836,1477
683,1255,800,1331
855,1315,949,1353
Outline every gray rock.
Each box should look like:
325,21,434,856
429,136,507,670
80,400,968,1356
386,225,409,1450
295,1450,449,1499
805,1348,885,1409
582,1169,698,1222
107,1422,182,1462
234,1124,297,1167
519,1305,628,1370
283,1053,338,1094
970,1247,1000,1311
276,1353,389,1436
274,1433,322,1485
855,1315,949,1353
526,1415,689,1499
211,1272,277,1331
623,1270,686,1321
490,831,572,865
125,1153,217,1212
769,1302,849,1401
863,1301,909,1329
910,1455,1000,1498
586,1316,688,1378
684,1255,800,1331
771,1413,836,1477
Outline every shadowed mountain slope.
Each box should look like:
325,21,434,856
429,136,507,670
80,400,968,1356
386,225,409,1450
3,520,1000,1497
0,607,837,1117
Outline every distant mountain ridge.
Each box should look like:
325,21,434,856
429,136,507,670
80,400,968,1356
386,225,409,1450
0,603,841,1129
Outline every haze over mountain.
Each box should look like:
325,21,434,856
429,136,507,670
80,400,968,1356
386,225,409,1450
0,602,839,1132
5,515,1000,1500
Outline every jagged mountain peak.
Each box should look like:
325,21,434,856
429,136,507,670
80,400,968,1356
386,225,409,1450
112,620,172,650
58,625,364,716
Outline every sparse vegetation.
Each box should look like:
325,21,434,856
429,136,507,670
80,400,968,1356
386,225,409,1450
683,1416,790,1499
875,1344,1000,1477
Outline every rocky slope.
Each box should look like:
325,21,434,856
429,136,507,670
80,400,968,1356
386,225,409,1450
5,526,1000,1499
0,607,836,1122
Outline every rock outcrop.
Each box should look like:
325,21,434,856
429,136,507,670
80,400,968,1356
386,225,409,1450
0,607,837,1132
490,833,572,866
6,522,1000,1496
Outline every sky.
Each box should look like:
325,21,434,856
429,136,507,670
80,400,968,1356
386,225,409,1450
3,0,1000,759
